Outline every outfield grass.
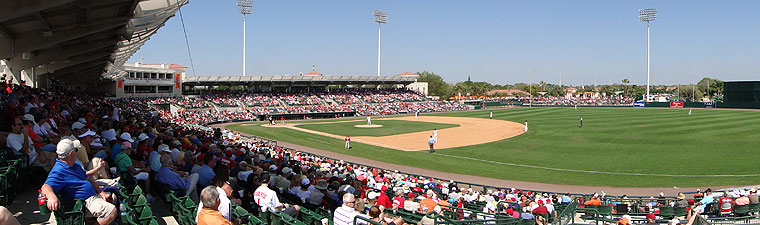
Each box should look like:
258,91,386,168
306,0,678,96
295,120,459,137
228,108,760,187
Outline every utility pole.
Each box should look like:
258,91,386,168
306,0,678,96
529,67,533,107
692,74,695,102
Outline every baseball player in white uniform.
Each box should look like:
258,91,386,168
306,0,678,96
524,120,528,132
344,135,351,149
433,128,438,142
367,116,372,125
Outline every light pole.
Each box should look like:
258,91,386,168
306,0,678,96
237,0,252,76
639,8,657,101
373,10,387,76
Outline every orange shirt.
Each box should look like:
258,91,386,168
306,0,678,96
584,198,602,205
420,198,438,213
197,208,232,225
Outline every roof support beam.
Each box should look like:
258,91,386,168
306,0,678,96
0,20,127,59
0,0,78,24
34,40,115,66
0,26,13,39
53,61,106,78
35,11,51,31
43,50,113,72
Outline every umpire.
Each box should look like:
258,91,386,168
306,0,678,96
428,136,436,153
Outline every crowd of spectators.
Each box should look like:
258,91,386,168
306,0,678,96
3,81,746,225
482,96,636,106
149,97,210,109
138,89,468,123
278,94,323,106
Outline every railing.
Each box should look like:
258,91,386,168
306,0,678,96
555,199,578,225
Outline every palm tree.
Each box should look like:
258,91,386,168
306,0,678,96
539,81,547,91
621,79,630,96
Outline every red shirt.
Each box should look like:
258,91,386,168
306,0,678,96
345,137,350,141
392,197,405,208
377,192,392,209
719,197,734,213
220,157,235,168
532,205,549,214
25,125,43,148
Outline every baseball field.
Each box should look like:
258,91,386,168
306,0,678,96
227,107,760,188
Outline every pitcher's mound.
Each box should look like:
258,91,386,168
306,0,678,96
354,124,383,128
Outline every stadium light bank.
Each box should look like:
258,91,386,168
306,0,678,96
237,0,253,76
639,8,657,102
374,10,388,76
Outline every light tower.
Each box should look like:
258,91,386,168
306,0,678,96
373,10,388,76
237,0,253,76
639,8,657,101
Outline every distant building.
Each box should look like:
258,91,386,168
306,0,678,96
395,72,427,95
113,62,187,98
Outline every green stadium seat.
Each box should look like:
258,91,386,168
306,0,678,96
659,206,674,219
120,185,143,200
519,219,535,225
749,203,760,214
277,212,308,225
52,196,86,225
125,204,157,225
127,194,150,208
673,206,687,217
596,205,613,222
734,204,750,216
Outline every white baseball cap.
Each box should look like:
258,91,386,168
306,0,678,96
56,139,76,158
78,129,97,138
71,122,86,130
137,133,149,141
120,132,134,143
22,114,34,122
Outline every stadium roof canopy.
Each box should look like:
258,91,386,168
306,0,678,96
0,0,187,86
183,75,419,86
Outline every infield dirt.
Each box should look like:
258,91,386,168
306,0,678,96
271,116,524,151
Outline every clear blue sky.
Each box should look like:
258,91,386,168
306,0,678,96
129,0,760,85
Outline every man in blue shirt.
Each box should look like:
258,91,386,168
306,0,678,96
198,155,217,186
157,155,200,202
694,188,715,214
149,144,167,172
40,139,117,225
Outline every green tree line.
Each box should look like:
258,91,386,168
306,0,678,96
415,71,723,101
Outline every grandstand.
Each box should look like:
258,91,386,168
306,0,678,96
2,1,759,225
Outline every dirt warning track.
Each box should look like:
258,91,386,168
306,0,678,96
278,116,524,151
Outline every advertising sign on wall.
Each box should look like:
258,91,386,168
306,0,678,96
670,101,684,108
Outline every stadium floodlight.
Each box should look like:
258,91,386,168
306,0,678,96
639,8,657,101
374,10,387,76
237,0,253,76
